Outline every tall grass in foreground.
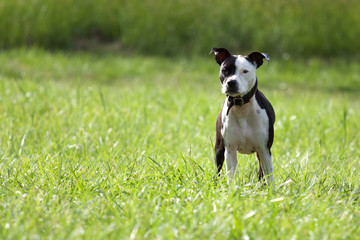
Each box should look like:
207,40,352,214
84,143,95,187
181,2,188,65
0,49,359,239
0,0,360,57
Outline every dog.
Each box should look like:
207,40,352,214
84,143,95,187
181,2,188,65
210,48,275,187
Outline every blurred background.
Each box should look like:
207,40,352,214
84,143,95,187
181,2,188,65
1,0,359,59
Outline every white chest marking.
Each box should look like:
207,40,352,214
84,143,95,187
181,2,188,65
221,98,269,154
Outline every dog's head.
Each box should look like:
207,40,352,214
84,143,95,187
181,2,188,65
210,48,269,97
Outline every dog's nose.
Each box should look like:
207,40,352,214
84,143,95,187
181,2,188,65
227,80,237,88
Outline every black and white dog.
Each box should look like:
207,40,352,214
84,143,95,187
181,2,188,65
210,48,275,187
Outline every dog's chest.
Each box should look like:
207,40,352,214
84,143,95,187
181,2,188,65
221,100,269,154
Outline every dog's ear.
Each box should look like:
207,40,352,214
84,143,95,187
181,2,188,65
209,48,231,65
246,52,270,68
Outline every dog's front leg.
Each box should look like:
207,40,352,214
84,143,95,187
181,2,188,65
224,148,237,184
257,149,275,188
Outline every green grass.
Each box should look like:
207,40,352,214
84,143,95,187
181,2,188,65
1,0,360,57
0,49,360,239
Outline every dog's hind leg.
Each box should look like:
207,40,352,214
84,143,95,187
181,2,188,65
214,111,225,175
215,144,225,175
256,149,274,188
256,152,264,181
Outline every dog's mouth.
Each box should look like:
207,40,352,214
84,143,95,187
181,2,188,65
224,88,242,97
225,91,241,97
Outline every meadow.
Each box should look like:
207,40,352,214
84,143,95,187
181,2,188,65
0,48,359,239
1,0,360,58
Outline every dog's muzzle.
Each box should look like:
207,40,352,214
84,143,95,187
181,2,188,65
225,80,239,96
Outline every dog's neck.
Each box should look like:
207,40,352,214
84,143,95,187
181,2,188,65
226,80,258,116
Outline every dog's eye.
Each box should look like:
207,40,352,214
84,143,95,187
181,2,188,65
243,70,249,74
222,68,229,74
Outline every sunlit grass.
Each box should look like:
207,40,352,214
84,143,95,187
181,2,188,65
0,49,359,239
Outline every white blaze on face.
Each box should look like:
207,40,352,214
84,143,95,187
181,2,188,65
235,56,257,95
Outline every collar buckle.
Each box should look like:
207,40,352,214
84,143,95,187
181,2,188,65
233,97,245,106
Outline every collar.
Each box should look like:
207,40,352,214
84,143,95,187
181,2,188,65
226,80,258,116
